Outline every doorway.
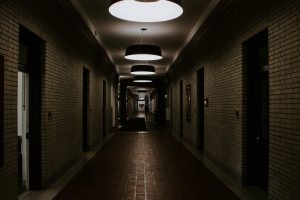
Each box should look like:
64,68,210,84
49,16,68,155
244,29,269,192
197,68,204,151
102,80,106,138
82,67,89,151
179,80,183,139
0,55,4,169
18,26,43,191
170,87,173,128
145,95,149,114
17,67,29,193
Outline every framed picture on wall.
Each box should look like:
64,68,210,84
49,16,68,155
186,84,191,122
0,55,4,168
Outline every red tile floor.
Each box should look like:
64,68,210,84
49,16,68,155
54,132,239,200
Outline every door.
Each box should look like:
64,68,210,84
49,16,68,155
0,55,4,169
19,26,43,190
17,70,29,193
145,95,149,113
197,68,204,151
103,80,106,138
179,80,183,138
245,30,269,191
170,87,173,128
82,67,89,151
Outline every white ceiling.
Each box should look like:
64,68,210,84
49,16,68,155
74,0,220,75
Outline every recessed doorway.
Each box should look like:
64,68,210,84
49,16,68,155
179,80,183,139
197,68,204,151
102,80,107,138
18,26,43,192
244,29,269,192
82,67,90,152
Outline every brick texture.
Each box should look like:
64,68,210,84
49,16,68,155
0,1,19,199
0,0,117,199
169,0,300,199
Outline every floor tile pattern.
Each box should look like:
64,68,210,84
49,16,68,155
54,133,239,200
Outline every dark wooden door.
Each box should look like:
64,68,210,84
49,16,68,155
170,87,173,128
197,68,204,151
0,55,4,168
179,80,183,138
82,68,89,151
245,30,269,191
102,80,106,138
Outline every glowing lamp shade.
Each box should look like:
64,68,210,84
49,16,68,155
109,0,183,22
131,65,156,75
125,44,162,61
133,76,152,83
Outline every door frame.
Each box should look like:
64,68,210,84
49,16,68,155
0,55,4,168
82,67,89,151
17,71,30,192
197,68,205,151
243,29,269,191
179,80,183,138
102,80,107,138
170,86,173,128
19,26,44,190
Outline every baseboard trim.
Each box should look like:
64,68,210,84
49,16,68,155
180,138,269,200
18,131,116,200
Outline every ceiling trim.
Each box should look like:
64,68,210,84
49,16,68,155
52,0,118,74
167,0,220,71
167,0,239,75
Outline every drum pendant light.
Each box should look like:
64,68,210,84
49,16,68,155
133,76,152,83
125,44,162,61
125,28,163,61
130,65,156,75
109,0,183,23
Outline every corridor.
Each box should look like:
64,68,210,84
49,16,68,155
54,132,239,200
1,0,300,200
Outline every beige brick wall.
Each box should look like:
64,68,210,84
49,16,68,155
0,0,117,199
0,1,19,199
268,1,300,198
169,0,300,199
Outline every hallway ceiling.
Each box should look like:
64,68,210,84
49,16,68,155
128,86,154,99
74,0,220,76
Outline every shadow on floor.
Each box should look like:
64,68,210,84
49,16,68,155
118,117,147,131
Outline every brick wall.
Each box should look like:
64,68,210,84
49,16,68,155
0,0,117,199
169,0,300,199
268,1,300,198
0,1,19,199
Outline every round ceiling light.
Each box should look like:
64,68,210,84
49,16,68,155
109,0,183,23
125,44,162,61
131,65,156,75
133,76,152,83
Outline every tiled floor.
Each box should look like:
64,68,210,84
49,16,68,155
19,113,267,200
53,132,239,200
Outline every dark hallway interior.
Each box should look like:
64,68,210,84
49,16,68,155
1,1,299,200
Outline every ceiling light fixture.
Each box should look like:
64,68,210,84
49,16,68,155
131,65,156,75
133,76,152,83
125,28,162,61
125,44,162,61
109,0,183,23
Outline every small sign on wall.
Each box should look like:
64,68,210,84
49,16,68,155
0,55,4,168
